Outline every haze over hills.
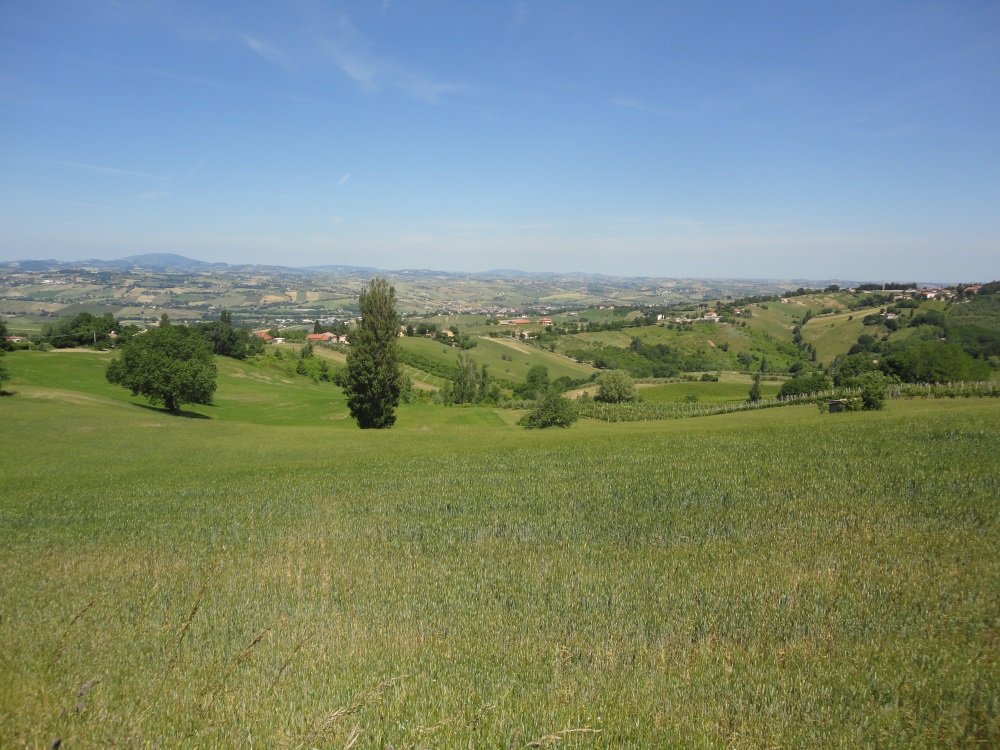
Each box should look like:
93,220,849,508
0,252,879,288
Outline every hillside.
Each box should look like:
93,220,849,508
1,348,998,747
0,258,856,333
399,335,597,386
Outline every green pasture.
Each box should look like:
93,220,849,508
1,352,998,748
400,335,597,384
416,313,491,330
742,302,800,341
5,350,355,428
801,309,880,364
632,322,757,354
638,380,782,403
562,329,635,348
554,307,620,324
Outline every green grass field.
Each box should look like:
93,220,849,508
400,335,598,384
638,380,783,403
1,351,998,748
801,309,881,364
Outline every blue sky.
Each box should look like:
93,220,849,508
1,1,998,281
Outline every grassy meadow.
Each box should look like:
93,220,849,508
400,335,597,385
1,351,998,748
638,380,783,403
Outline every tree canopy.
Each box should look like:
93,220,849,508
450,350,491,405
344,277,402,429
778,372,830,398
515,365,550,399
195,309,264,360
882,340,989,383
517,391,579,429
43,312,120,348
594,369,637,403
0,317,12,352
106,325,217,413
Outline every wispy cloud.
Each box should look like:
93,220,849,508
444,221,561,233
86,6,464,104
511,1,530,31
611,97,687,120
50,160,165,181
0,190,125,213
242,34,295,71
320,14,466,103
140,190,172,201
186,159,207,180
817,116,921,140
337,173,350,187
79,59,223,90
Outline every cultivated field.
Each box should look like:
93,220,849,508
1,352,998,748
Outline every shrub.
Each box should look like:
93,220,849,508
517,391,579,429
595,370,637,403
859,371,887,411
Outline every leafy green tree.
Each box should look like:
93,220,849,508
43,311,119,348
106,325,216,413
517,364,550,399
196,310,263,360
747,373,763,403
0,317,11,351
517,391,578,429
830,351,881,386
452,350,482,404
858,371,887,411
778,372,831,398
477,363,493,403
882,340,990,383
595,369,637,403
344,277,402,429
0,350,9,390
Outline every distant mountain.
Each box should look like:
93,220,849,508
5,259,63,271
0,253,877,289
113,253,222,271
299,264,383,274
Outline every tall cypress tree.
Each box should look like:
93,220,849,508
344,277,402,429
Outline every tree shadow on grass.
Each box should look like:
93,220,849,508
0,390,14,397
133,403,212,419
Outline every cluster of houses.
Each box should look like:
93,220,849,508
498,317,552,326
254,330,351,345
657,311,726,324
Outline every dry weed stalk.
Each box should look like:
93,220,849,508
343,722,362,749
201,626,271,711
413,701,496,736
288,675,407,749
136,556,220,729
525,727,602,747
49,598,97,667
269,631,316,692
167,557,219,672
